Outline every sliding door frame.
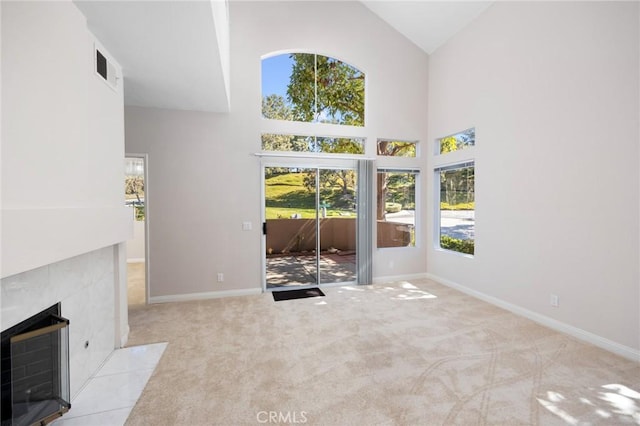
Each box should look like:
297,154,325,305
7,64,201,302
260,157,359,292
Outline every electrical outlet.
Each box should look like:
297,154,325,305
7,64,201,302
217,273,224,283
550,294,559,307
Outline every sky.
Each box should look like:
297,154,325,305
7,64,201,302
261,54,294,99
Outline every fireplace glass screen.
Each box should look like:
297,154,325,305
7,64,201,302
2,310,70,426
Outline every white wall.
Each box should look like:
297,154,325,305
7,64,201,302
1,0,132,397
125,1,429,300
1,0,131,279
211,0,230,110
427,2,639,355
126,215,146,262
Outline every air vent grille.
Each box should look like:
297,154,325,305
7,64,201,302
96,50,107,80
95,47,118,89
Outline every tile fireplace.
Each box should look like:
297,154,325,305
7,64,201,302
1,304,71,425
1,245,125,424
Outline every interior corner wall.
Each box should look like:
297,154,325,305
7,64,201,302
124,1,429,300
426,2,640,353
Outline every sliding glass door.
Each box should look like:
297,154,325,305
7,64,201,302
264,166,357,289
317,169,357,285
264,166,319,287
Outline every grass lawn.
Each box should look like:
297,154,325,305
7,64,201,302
440,201,475,210
265,207,356,220
265,172,357,219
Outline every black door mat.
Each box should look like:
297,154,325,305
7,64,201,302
272,288,325,301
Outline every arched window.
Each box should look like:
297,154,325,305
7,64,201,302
261,53,365,127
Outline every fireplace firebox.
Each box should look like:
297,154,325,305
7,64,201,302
1,304,71,426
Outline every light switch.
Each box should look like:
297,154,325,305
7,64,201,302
242,221,252,231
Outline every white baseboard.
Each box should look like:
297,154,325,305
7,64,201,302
149,288,262,304
127,258,145,264
373,272,428,285
426,273,640,362
119,325,130,348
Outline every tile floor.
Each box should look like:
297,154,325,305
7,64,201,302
52,342,167,426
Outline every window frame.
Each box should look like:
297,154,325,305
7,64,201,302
260,133,366,156
432,128,476,257
261,52,366,128
376,139,419,158
376,168,420,249
434,128,475,156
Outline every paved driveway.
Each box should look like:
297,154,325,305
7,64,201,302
384,209,474,240
440,210,474,240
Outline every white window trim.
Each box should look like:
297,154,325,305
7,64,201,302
433,161,475,257
434,127,475,156
261,53,367,128
432,128,476,257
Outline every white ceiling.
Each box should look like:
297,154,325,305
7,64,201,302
74,0,230,112
73,1,491,113
362,1,493,54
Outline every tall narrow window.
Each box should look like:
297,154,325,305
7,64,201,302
436,162,475,255
262,53,365,127
377,169,418,248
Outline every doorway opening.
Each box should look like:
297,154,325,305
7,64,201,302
124,155,148,306
264,165,358,289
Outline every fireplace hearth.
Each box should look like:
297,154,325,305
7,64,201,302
1,304,71,426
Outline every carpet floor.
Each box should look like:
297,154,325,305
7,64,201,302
125,279,639,425
127,262,146,306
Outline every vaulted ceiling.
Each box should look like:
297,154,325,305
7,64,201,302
362,1,492,54
74,1,492,113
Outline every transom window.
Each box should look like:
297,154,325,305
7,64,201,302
436,128,475,155
261,134,364,154
377,140,417,157
261,53,365,127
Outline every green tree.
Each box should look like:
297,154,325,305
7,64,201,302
376,141,416,220
125,176,144,200
440,167,474,208
287,54,364,126
386,173,415,207
439,136,458,154
125,176,145,221
262,94,293,120
438,128,475,154
322,169,355,196
261,95,308,168
303,137,361,199
303,168,356,198
267,54,365,207
317,137,364,155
